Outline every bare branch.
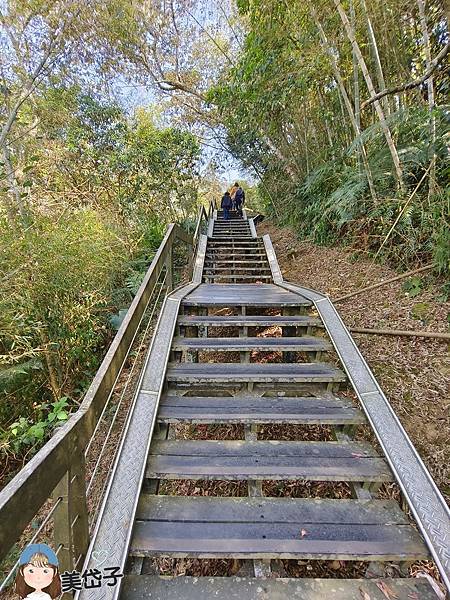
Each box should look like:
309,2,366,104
361,42,450,109
155,78,207,101
218,2,243,50
185,8,234,66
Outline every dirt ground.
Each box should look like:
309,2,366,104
258,220,449,501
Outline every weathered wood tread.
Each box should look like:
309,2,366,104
205,253,267,259
157,394,365,424
208,241,264,245
204,266,272,272
204,275,272,281
204,260,269,265
131,496,425,559
208,244,265,248
165,362,345,383
206,248,266,252
207,248,266,251
211,237,254,241
172,336,331,352
146,439,390,481
177,315,322,327
182,284,311,307
122,575,439,600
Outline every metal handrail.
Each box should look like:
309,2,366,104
0,222,193,570
191,201,215,270
193,205,208,244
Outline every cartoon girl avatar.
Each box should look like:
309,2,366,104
15,544,61,600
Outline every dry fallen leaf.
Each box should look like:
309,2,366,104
300,528,308,538
359,588,371,600
376,581,399,599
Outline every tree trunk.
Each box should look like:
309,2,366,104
333,0,406,193
262,133,297,180
417,0,437,198
2,146,26,222
39,329,62,400
350,0,362,174
310,6,378,204
303,114,310,175
350,0,361,130
317,88,335,159
360,0,390,115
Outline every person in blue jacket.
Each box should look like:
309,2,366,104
221,191,232,220
234,184,245,216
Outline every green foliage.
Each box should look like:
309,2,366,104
411,302,431,323
6,398,69,455
0,210,128,430
109,309,129,331
433,221,450,274
0,92,200,465
210,0,449,272
402,277,424,298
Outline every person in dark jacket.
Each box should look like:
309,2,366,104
234,184,245,216
221,191,232,220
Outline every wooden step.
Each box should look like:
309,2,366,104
130,497,427,560
166,362,345,384
172,336,331,352
211,236,254,241
204,265,270,270
182,284,311,307
204,276,272,282
205,253,267,258
213,229,251,233
213,225,250,229
207,247,265,252
157,394,365,424
208,240,263,245
216,213,243,217
208,241,263,246
146,440,390,482
213,228,251,232
203,267,271,272
122,575,438,600
204,260,269,265
177,315,322,327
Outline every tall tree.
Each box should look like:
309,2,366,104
332,0,406,192
417,0,437,196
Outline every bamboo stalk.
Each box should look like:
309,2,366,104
310,6,378,204
350,327,450,341
333,0,406,192
333,264,434,302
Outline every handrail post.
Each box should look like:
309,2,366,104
52,449,89,572
165,242,173,291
